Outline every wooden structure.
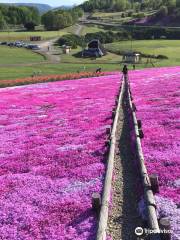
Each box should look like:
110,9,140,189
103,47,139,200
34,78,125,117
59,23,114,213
62,45,72,54
30,36,41,41
126,76,160,240
82,39,106,58
96,78,125,240
92,193,101,215
96,75,161,240
159,217,171,240
150,174,160,193
123,52,141,63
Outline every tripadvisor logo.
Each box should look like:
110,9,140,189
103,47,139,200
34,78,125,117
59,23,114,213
135,227,144,236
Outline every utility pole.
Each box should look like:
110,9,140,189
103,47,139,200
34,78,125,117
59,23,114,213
131,24,134,52
132,0,134,8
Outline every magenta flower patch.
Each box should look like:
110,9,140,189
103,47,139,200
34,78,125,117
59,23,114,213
129,66,180,239
0,74,121,240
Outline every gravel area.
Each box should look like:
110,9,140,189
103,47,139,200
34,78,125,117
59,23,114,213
107,94,144,240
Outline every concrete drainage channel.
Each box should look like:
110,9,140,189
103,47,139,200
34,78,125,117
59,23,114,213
92,74,170,240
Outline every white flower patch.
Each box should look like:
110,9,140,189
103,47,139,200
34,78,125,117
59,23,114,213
57,144,84,151
174,179,180,188
58,177,103,196
38,115,48,119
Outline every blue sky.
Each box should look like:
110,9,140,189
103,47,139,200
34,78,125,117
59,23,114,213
0,0,85,7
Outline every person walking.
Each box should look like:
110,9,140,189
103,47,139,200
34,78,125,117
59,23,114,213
96,67,102,74
122,65,128,76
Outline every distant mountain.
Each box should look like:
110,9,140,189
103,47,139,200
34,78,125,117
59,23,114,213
53,5,74,11
6,3,52,14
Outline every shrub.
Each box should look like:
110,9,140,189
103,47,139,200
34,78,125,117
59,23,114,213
157,55,168,59
132,12,145,18
24,22,36,31
156,6,168,17
84,30,131,43
127,10,134,17
177,0,180,7
121,12,126,18
58,34,83,48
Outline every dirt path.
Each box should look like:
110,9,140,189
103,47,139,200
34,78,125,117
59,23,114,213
107,93,143,240
0,38,61,67
36,23,84,63
0,23,85,68
74,24,84,35
37,38,61,64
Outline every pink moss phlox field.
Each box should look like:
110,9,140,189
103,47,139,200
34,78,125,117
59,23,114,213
129,67,180,239
0,73,121,239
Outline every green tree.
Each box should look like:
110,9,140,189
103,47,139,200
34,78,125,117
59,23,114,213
134,2,141,12
0,10,6,29
42,11,56,30
0,5,40,27
158,5,168,17
177,0,180,7
24,21,36,31
42,8,81,31
114,0,127,11
162,0,176,10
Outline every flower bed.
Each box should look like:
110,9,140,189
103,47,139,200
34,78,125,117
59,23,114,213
0,73,121,239
0,72,117,88
129,67,180,239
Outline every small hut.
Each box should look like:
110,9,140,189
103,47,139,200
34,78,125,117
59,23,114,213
82,39,106,58
30,36,41,41
123,52,141,63
62,45,72,54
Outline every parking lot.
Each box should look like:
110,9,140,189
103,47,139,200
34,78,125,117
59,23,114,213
0,41,41,50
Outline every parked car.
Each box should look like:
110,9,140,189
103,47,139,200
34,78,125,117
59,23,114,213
16,43,23,48
7,42,15,47
14,41,21,47
1,41,7,45
26,44,40,50
31,45,41,50
23,44,29,48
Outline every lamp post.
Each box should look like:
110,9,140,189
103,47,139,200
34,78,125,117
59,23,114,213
8,26,10,42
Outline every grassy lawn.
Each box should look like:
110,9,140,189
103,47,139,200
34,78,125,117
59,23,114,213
92,11,123,18
0,63,121,80
90,12,131,24
0,28,73,41
106,40,180,67
0,25,108,41
0,39,179,81
0,46,45,64
81,25,107,35
58,46,122,64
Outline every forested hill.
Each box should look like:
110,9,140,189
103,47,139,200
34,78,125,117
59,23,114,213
11,3,52,14
80,0,179,12
0,5,40,29
80,0,180,26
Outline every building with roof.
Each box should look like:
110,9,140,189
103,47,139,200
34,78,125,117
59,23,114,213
62,45,72,54
122,52,141,63
82,39,106,58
